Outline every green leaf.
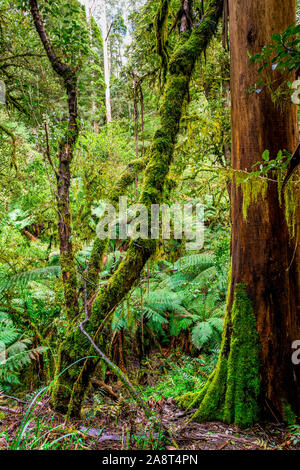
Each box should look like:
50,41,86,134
262,150,270,161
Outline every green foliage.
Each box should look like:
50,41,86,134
0,313,46,389
113,250,227,352
250,23,300,74
249,23,300,104
0,414,100,450
251,149,292,177
289,425,300,446
0,266,61,296
141,353,219,401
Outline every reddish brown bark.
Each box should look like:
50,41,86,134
228,0,300,419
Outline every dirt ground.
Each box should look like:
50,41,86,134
0,393,299,451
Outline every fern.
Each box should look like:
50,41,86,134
0,266,61,296
174,253,214,273
111,251,226,352
191,322,214,349
143,306,168,327
208,317,224,333
0,318,46,389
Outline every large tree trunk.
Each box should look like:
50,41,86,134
228,0,300,422
178,0,300,427
99,0,112,123
183,0,300,426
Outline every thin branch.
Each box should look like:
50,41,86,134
105,22,113,42
0,53,45,62
43,122,58,177
29,0,71,78
0,122,17,171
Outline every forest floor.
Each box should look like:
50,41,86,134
0,351,299,451
0,397,299,451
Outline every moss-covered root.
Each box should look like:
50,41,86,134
177,284,261,429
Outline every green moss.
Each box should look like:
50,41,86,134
282,399,297,425
235,173,268,221
59,251,79,320
86,238,108,299
51,0,224,417
223,285,261,426
177,284,261,428
284,180,299,238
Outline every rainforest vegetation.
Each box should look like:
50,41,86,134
0,0,299,452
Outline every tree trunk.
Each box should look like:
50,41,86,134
99,0,112,123
50,0,224,417
178,0,300,427
133,77,139,157
56,75,79,321
30,0,79,321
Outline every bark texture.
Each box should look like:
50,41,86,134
178,0,300,426
30,0,79,321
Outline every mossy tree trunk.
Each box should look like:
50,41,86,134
50,0,224,417
30,0,79,321
178,0,300,427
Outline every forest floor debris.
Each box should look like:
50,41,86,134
0,393,299,451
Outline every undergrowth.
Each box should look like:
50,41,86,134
139,351,219,401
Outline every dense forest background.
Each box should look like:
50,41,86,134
0,0,299,451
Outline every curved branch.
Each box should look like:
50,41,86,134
51,0,224,417
29,0,71,78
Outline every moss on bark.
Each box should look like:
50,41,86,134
51,0,224,417
177,284,261,428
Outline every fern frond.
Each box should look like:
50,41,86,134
174,253,214,273
0,266,61,295
191,322,214,350
143,306,168,326
159,272,193,290
208,317,224,333
190,266,217,288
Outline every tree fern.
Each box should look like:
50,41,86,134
174,253,214,273
111,251,225,351
0,266,61,296
192,322,214,350
0,317,47,389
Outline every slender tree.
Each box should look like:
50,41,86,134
178,0,300,426
29,0,80,322
99,0,112,123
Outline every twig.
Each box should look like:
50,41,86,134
43,122,58,178
0,405,20,414
91,378,120,401
0,394,29,404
